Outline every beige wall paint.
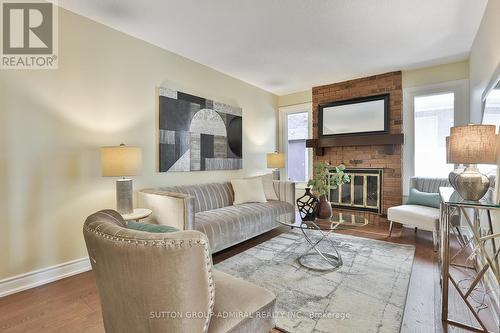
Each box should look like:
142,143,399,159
402,60,469,88
469,0,500,124
278,90,312,107
0,8,278,280
277,61,470,108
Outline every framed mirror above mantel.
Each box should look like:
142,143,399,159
308,92,404,156
318,93,390,137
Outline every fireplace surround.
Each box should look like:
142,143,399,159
311,71,403,215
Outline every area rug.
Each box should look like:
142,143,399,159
215,230,415,333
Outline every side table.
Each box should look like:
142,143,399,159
439,187,499,333
121,208,152,222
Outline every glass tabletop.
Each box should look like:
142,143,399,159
439,187,500,209
276,212,369,231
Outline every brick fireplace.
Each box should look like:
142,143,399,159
311,71,403,215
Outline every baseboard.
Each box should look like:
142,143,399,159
0,257,91,298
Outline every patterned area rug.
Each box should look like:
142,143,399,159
215,230,415,333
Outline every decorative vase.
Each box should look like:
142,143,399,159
454,165,490,201
448,170,460,189
315,194,332,219
296,188,318,221
448,165,465,190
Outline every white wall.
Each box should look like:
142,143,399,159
469,0,500,124
469,0,500,316
0,7,278,280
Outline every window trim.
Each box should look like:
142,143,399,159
278,102,312,184
402,79,469,196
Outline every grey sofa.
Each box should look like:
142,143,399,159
139,180,295,253
84,210,276,333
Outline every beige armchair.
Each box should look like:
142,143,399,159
387,177,449,251
83,210,276,333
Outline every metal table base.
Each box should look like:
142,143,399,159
297,222,343,271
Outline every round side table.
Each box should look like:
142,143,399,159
121,208,152,222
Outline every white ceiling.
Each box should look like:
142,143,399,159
59,0,488,95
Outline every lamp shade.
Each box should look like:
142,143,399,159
448,125,497,164
101,144,142,177
267,152,285,168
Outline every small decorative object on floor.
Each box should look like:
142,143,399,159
448,125,497,201
308,162,350,219
296,188,318,221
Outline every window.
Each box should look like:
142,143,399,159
403,80,467,195
481,84,500,175
483,88,500,128
414,93,454,177
286,112,309,182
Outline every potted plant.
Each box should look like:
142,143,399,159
307,163,350,219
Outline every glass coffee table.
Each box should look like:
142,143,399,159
276,212,369,271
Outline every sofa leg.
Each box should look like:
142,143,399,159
432,231,438,252
388,221,394,238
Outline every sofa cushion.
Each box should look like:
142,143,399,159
387,204,440,232
231,178,267,205
127,221,179,233
406,188,440,208
250,174,279,201
208,270,275,333
195,201,293,253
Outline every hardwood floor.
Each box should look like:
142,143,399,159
0,218,474,333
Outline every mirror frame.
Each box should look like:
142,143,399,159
318,93,390,138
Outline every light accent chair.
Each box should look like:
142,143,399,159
83,210,276,333
387,177,450,251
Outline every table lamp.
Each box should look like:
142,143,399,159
267,152,285,180
101,144,142,214
448,125,497,201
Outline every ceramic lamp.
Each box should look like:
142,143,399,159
445,136,465,188
448,125,497,201
267,152,285,180
101,144,142,214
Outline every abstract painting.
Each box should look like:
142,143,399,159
158,87,243,172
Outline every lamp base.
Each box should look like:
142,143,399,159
116,178,133,214
454,165,490,201
272,169,280,180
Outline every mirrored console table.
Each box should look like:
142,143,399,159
439,187,500,333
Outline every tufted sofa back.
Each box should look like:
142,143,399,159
158,182,234,213
410,177,450,193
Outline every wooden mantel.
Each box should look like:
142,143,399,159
306,133,404,156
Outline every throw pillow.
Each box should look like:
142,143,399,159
250,173,279,201
231,178,268,205
406,188,440,208
127,221,179,233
